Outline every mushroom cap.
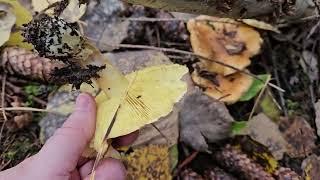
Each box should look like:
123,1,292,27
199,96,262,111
192,69,253,104
188,15,263,75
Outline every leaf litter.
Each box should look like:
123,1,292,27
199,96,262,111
1,0,320,179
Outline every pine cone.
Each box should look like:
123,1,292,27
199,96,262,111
180,169,204,180
274,167,301,180
203,167,237,180
1,47,65,82
212,145,274,180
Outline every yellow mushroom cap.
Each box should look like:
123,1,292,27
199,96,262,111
188,15,263,75
192,69,253,104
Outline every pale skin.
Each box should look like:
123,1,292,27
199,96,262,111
0,93,138,180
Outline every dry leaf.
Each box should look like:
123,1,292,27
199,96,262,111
247,113,289,160
82,0,129,52
301,154,320,180
279,116,316,158
0,0,32,49
239,19,280,33
179,89,234,152
91,64,188,151
59,0,87,23
192,69,253,104
314,99,320,137
123,145,171,179
31,0,59,12
0,2,16,46
187,15,263,75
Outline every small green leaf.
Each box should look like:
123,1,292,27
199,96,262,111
231,121,248,135
260,91,281,121
169,144,179,171
240,74,270,101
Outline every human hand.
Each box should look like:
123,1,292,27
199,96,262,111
0,93,138,180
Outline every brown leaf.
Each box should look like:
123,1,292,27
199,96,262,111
82,0,129,52
279,116,316,158
179,89,234,152
187,15,262,75
301,154,320,180
247,113,289,160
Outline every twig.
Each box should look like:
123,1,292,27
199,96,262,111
121,17,191,22
177,151,199,171
248,76,271,121
271,51,288,117
0,74,7,143
110,44,285,92
0,107,48,112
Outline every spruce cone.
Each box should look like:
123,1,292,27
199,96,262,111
1,47,65,82
212,145,274,180
180,169,204,180
274,167,301,180
203,167,237,180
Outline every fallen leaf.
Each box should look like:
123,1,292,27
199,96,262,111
314,99,320,137
231,121,248,135
239,19,280,33
192,69,253,104
169,145,178,171
187,15,263,75
300,51,319,83
0,0,33,49
239,74,270,101
82,0,129,52
301,154,320,180
59,0,87,23
259,90,281,121
91,64,188,151
31,0,59,12
179,89,234,152
279,116,316,158
123,145,171,179
247,113,289,160
0,2,16,46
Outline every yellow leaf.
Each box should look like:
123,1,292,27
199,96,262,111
0,2,16,46
123,145,171,180
0,0,33,49
92,64,188,151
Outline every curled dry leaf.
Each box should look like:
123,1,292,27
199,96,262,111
301,154,320,180
187,15,263,75
123,145,171,179
238,19,280,33
247,113,289,160
191,69,253,104
59,0,87,23
0,2,16,46
179,89,234,152
279,116,316,158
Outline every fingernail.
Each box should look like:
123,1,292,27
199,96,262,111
76,93,90,109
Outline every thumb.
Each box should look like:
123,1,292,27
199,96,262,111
36,93,96,172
